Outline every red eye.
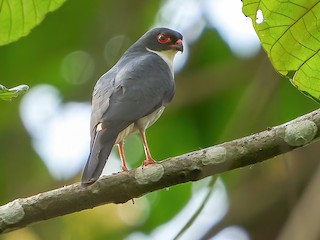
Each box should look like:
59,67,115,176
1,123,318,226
157,34,171,44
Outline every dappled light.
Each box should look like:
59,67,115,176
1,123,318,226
127,178,229,240
212,226,250,240
20,84,91,180
204,0,261,58
61,50,95,85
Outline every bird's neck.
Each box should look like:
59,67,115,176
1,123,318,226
146,48,177,76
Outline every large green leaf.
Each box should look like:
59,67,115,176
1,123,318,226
0,0,65,46
0,84,28,101
242,0,320,102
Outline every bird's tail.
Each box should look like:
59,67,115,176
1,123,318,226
81,129,117,186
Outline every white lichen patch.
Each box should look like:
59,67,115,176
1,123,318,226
135,164,164,185
202,146,227,165
0,200,25,224
36,194,50,210
90,183,101,194
284,120,318,147
235,145,248,155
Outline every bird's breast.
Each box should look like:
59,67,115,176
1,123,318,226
115,123,136,144
115,106,165,144
136,106,165,130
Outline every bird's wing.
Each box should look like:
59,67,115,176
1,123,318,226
102,53,174,125
82,53,174,185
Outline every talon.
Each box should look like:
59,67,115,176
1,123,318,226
143,158,157,167
122,165,129,172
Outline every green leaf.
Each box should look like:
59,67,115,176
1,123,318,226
0,0,66,46
242,0,320,102
0,84,29,101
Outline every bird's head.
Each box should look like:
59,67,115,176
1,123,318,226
143,27,183,53
124,28,183,72
131,27,183,55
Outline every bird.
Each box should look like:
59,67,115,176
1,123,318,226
81,27,183,186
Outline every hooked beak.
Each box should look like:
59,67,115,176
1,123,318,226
171,39,183,52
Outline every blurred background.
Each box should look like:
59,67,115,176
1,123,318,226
1,0,319,239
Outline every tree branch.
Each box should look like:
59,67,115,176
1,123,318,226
1,108,320,234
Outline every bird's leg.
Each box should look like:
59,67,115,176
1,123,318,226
118,142,134,204
118,141,129,171
139,129,157,167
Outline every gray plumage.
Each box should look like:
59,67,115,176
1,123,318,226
82,28,183,185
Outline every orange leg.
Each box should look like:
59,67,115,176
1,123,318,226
118,141,129,171
139,129,156,167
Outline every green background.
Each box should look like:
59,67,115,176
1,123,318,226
1,1,319,239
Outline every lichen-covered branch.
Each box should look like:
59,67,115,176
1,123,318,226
1,108,320,234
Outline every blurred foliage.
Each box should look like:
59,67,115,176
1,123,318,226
242,0,320,102
0,0,66,46
0,84,28,101
0,0,65,101
1,0,320,239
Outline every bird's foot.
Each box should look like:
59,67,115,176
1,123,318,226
121,165,129,172
142,158,157,169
